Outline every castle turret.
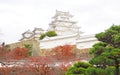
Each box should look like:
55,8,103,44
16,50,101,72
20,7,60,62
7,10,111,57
48,10,82,36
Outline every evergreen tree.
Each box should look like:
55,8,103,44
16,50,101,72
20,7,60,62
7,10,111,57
90,25,120,75
65,62,91,75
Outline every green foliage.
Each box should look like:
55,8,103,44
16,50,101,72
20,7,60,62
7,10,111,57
103,48,120,59
24,44,32,49
95,25,120,47
89,42,114,68
67,67,86,75
105,66,115,75
90,42,107,56
85,67,97,75
66,67,86,75
74,62,92,69
39,31,57,40
65,62,91,75
39,33,46,40
105,67,120,75
24,44,33,56
113,34,120,43
28,51,32,56
89,56,112,68
46,31,57,37
85,67,106,75
91,25,120,59
86,67,120,75
90,25,120,75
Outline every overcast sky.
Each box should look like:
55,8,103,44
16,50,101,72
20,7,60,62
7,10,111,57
0,0,120,44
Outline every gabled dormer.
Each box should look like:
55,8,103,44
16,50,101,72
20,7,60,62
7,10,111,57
22,30,33,38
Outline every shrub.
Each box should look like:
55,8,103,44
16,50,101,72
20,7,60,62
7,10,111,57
39,31,57,40
40,33,46,40
65,62,91,75
46,31,57,37
74,62,92,69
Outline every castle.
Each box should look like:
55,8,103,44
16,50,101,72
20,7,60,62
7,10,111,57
19,10,98,50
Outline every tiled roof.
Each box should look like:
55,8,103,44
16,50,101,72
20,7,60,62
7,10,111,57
33,28,44,32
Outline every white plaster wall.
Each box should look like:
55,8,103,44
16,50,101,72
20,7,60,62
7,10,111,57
39,34,99,49
76,35,99,49
76,40,99,49
40,34,77,49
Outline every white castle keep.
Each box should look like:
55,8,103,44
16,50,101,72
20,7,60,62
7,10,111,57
20,10,99,49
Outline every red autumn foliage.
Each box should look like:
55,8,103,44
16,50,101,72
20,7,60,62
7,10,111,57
51,45,76,61
0,46,11,60
0,46,29,60
0,44,82,75
10,47,29,60
29,56,54,65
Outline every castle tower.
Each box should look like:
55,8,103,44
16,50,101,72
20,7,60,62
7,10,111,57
48,10,81,36
32,28,44,40
20,28,44,41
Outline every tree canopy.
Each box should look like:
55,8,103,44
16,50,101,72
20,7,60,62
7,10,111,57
65,62,91,75
90,25,120,75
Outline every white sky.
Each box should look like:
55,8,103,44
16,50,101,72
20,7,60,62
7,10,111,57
0,0,120,44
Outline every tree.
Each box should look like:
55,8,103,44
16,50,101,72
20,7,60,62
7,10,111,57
65,62,91,75
89,42,114,69
90,25,120,75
